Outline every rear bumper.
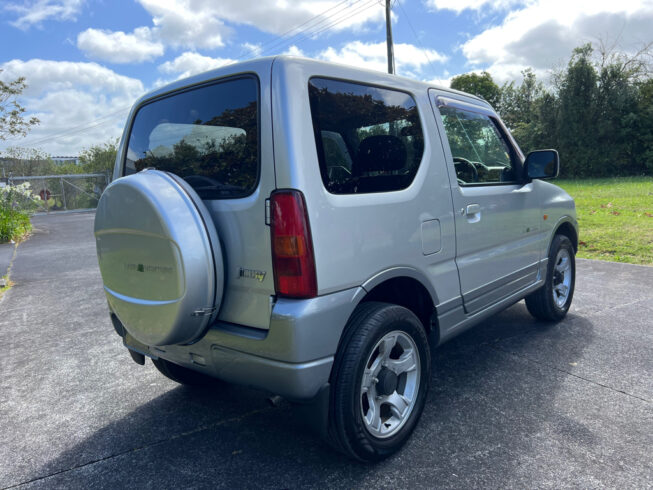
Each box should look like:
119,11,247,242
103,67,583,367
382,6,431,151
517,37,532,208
122,286,363,400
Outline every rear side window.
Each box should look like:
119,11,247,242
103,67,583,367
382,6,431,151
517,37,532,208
124,76,259,199
308,78,424,194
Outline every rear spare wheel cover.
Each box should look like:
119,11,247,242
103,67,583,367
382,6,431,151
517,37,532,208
94,170,224,346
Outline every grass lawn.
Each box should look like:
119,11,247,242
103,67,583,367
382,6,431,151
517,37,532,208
556,177,653,265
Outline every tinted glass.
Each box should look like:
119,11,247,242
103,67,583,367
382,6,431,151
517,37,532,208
125,76,259,199
439,105,516,185
526,150,558,179
309,78,424,194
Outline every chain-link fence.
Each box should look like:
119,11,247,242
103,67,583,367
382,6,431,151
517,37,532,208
8,173,110,213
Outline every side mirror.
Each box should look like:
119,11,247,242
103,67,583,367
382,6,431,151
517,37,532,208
524,150,559,180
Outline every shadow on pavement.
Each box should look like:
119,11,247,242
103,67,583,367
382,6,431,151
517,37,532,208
30,304,595,488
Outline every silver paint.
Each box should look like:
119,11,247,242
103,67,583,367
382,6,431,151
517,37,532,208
102,56,577,400
95,170,223,346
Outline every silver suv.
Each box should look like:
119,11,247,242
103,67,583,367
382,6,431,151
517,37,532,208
95,56,577,461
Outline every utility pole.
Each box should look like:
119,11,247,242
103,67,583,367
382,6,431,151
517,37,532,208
385,0,395,74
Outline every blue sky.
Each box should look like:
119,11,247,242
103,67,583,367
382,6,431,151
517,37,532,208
1,0,651,155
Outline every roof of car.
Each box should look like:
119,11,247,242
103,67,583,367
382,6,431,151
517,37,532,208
134,55,486,110
272,55,484,103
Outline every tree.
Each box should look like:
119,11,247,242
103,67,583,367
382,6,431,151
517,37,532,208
0,70,39,140
446,42,651,178
498,69,555,155
633,78,653,174
0,147,54,176
78,138,119,175
555,44,601,176
450,71,501,108
499,69,543,127
594,40,653,175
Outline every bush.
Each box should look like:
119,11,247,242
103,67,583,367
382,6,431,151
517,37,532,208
0,182,40,243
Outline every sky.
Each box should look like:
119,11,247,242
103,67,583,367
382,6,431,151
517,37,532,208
1,0,652,156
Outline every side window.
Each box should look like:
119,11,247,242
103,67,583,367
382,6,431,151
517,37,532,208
438,105,517,186
308,78,424,194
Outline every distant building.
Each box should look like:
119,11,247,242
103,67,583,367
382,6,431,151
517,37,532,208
51,156,80,165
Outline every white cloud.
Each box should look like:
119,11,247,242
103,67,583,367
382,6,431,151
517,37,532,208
427,71,454,88
4,0,83,29
425,0,522,14
135,0,384,50
205,0,384,35
285,45,305,57
0,59,143,97
460,0,653,83
158,52,237,80
0,59,144,155
318,41,448,77
77,27,165,63
242,42,262,57
138,0,229,49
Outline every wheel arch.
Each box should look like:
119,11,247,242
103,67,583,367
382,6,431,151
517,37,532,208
352,267,439,339
552,217,578,253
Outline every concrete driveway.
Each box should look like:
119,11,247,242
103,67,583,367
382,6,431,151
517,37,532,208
1,212,651,489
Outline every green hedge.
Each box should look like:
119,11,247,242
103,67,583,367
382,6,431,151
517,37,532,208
0,183,40,243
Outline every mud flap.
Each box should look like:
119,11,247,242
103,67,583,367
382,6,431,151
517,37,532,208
292,383,331,440
128,349,146,365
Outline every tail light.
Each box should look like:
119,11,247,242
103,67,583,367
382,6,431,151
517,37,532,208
270,189,317,298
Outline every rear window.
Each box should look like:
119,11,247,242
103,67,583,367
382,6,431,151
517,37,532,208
308,78,424,194
124,76,259,199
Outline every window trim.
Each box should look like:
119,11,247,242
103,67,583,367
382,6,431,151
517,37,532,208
434,95,525,187
122,73,262,200
307,76,426,195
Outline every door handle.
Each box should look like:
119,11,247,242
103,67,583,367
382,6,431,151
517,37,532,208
466,204,481,215
464,203,481,223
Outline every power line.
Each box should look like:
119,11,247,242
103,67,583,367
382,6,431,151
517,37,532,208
270,0,355,39
236,0,358,60
20,106,130,147
260,0,378,57
255,0,378,58
308,0,379,39
397,0,437,75
19,1,382,148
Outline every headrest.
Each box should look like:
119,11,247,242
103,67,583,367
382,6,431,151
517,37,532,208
356,135,407,174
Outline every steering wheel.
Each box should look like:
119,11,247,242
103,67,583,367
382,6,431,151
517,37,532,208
453,157,478,183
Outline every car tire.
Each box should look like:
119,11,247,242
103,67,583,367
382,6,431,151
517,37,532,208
152,357,216,386
525,234,575,321
328,302,431,462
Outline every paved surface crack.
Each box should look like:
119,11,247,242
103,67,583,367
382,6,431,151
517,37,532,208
2,406,274,490
490,344,651,404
